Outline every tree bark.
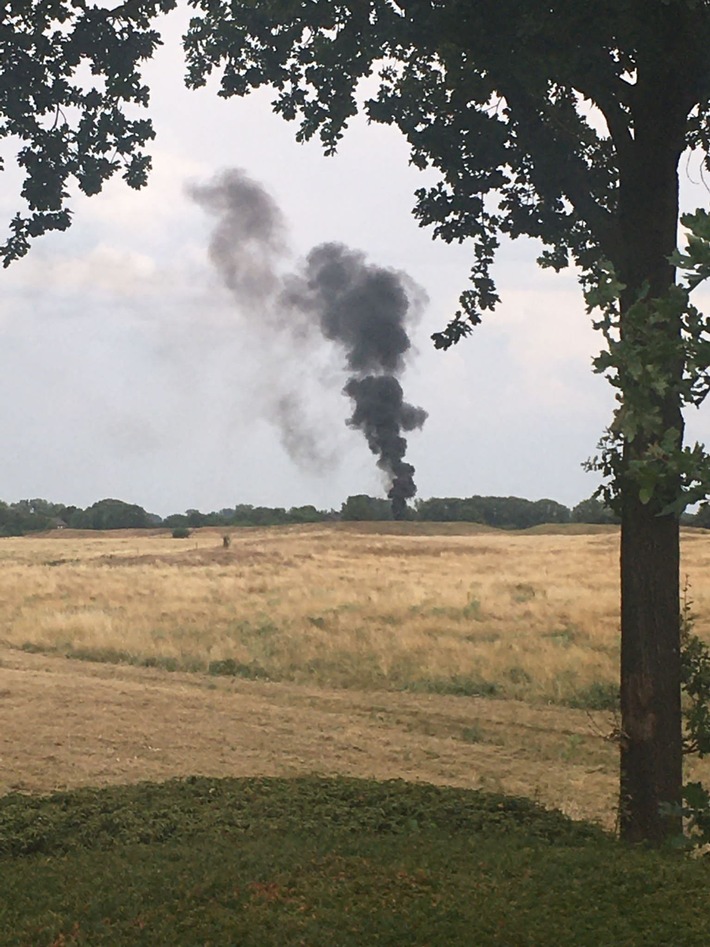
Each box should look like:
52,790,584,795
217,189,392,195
619,494,682,842
616,63,687,843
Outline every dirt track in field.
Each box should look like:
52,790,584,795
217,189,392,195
0,646,619,826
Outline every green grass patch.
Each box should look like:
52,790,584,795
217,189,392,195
510,582,537,603
63,647,205,675
544,624,579,647
460,723,486,743
564,681,620,711
207,658,272,680
462,596,484,620
19,641,46,654
406,675,500,698
1,776,708,946
507,665,533,685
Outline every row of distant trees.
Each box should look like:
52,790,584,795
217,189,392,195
3,493,710,537
343,494,619,526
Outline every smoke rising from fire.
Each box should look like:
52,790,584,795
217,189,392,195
189,168,428,517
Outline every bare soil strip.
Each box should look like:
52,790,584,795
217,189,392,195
0,646,618,827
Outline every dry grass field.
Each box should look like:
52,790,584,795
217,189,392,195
2,521,710,828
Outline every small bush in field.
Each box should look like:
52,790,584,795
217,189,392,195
172,527,190,539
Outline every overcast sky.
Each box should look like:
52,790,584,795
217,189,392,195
1,10,709,517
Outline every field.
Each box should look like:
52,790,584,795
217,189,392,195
1,521,635,701
4,523,710,944
2,521,710,828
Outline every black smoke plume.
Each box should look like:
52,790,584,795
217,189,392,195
343,376,428,519
190,169,428,518
297,243,428,518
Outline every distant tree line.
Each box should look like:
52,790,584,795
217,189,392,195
0,498,337,536
3,492,710,537
0,498,162,536
341,493,624,527
161,504,333,530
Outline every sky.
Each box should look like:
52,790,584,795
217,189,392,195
1,10,709,518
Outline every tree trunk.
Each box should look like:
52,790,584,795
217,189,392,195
619,494,682,842
616,72,687,843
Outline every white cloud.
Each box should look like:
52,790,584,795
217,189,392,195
33,244,159,296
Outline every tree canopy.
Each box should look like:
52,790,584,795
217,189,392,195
184,1,710,333
0,0,175,264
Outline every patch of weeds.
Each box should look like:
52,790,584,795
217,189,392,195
560,734,584,762
510,583,536,604
426,605,462,620
301,656,334,680
384,656,421,689
68,646,134,665
464,629,500,644
564,681,619,711
335,602,360,614
229,619,253,638
407,676,499,698
544,624,579,648
340,654,390,690
235,619,280,642
234,619,282,661
64,648,203,675
406,718,440,738
141,655,181,673
553,669,579,689
460,723,486,744
253,620,279,639
507,666,532,685
462,597,483,620
20,641,46,654
207,658,271,681
308,616,327,629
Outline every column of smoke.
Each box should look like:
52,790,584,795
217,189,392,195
189,169,428,519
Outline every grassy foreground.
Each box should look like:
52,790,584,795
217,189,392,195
1,776,709,946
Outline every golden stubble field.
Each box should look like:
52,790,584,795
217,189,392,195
2,521,710,829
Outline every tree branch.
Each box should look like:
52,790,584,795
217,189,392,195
503,80,622,261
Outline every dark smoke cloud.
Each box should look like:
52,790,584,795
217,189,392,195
296,243,428,516
301,243,411,373
344,375,428,519
189,169,428,517
188,169,286,306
